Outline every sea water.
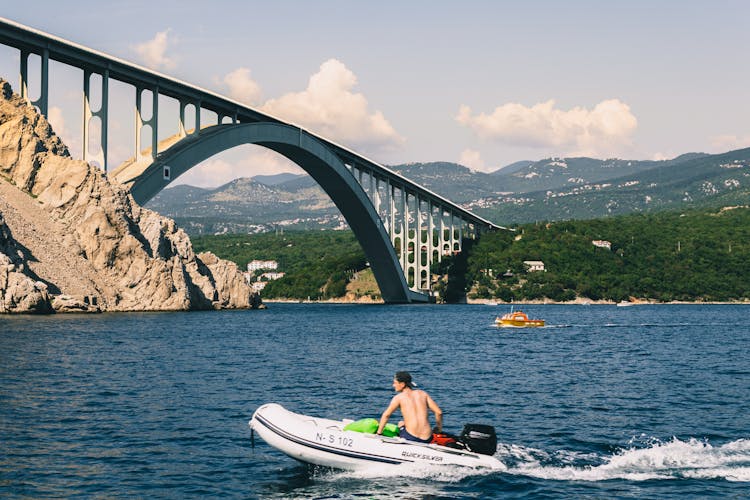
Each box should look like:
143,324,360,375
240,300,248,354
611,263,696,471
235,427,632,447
1,304,748,498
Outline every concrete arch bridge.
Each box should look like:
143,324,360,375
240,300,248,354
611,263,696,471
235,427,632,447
0,17,501,303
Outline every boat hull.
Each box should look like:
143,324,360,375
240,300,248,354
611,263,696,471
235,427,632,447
249,403,506,471
496,319,545,327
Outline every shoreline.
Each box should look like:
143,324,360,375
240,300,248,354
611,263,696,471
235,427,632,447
467,299,750,305
263,297,384,305
263,297,750,305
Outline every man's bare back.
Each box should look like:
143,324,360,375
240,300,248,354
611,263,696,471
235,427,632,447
377,371,443,441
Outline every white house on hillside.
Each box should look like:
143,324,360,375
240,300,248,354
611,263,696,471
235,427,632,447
523,260,546,272
261,272,285,281
592,240,612,250
247,260,278,272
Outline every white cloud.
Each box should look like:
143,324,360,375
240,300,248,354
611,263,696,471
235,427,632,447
172,146,302,188
172,157,240,188
132,30,177,71
47,105,67,139
239,147,302,177
260,58,404,155
651,151,676,161
459,149,487,172
47,105,83,157
173,59,405,186
456,99,637,157
710,134,750,152
222,67,262,105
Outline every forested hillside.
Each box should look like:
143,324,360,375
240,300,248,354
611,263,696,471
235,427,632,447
191,231,369,300
466,207,750,302
192,207,750,303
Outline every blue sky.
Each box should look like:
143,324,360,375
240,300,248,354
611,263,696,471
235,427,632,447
2,1,749,187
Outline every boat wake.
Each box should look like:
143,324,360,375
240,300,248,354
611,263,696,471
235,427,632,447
315,461,498,482
500,437,750,482
310,437,750,483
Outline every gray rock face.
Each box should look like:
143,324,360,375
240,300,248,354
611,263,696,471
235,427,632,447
0,214,53,313
0,79,260,313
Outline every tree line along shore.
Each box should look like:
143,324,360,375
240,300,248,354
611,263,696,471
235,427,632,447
193,206,750,304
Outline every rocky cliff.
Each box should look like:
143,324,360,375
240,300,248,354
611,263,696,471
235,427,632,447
0,212,53,313
0,79,261,313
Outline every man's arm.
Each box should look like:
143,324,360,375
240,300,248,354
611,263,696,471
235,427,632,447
426,394,443,432
376,396,400,434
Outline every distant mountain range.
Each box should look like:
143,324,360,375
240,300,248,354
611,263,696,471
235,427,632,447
251,173,305,185
472,150,749,223
146,175,341,234
491,160,535,176
145,148,750,234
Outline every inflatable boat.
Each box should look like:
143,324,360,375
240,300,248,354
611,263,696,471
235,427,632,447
249,403,506,471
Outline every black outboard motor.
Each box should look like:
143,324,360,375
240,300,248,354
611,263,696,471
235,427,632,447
459,424,497,456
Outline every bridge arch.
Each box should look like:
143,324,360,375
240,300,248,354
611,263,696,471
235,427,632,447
126,122,417,303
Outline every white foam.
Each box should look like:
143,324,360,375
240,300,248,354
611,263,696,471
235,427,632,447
502,437,750,482
316,461,496,483
310,438,750,484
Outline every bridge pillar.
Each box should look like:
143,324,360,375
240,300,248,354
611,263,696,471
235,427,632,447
388,181,397,253
438,208,446,261
372,174,381,216
419,197,429,290
428,201,435,284
135,86,159,162
19,47,49,116
178,101,189,138
83,69,109,172
409,192,418,288
458,218,464,250
415,196,423,289
449,213,458,254
178,99,203,138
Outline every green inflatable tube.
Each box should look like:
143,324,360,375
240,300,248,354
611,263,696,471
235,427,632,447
343,418,400,437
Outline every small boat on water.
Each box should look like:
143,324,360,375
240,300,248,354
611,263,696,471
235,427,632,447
249,403,506,471
495,310,545,328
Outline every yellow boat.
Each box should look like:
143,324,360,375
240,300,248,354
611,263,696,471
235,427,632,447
495,311,545,328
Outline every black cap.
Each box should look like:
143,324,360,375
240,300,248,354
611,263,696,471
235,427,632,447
395,371,416,389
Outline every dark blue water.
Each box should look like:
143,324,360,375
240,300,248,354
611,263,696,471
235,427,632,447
1,304,748,498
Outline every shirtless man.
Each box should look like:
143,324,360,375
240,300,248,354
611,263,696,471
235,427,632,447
376,371,443,443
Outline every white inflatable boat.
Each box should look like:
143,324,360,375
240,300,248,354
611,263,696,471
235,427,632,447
249,403,506,471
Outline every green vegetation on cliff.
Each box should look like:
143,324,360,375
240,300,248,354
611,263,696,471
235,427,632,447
191,231,367,300
467,207,750,302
